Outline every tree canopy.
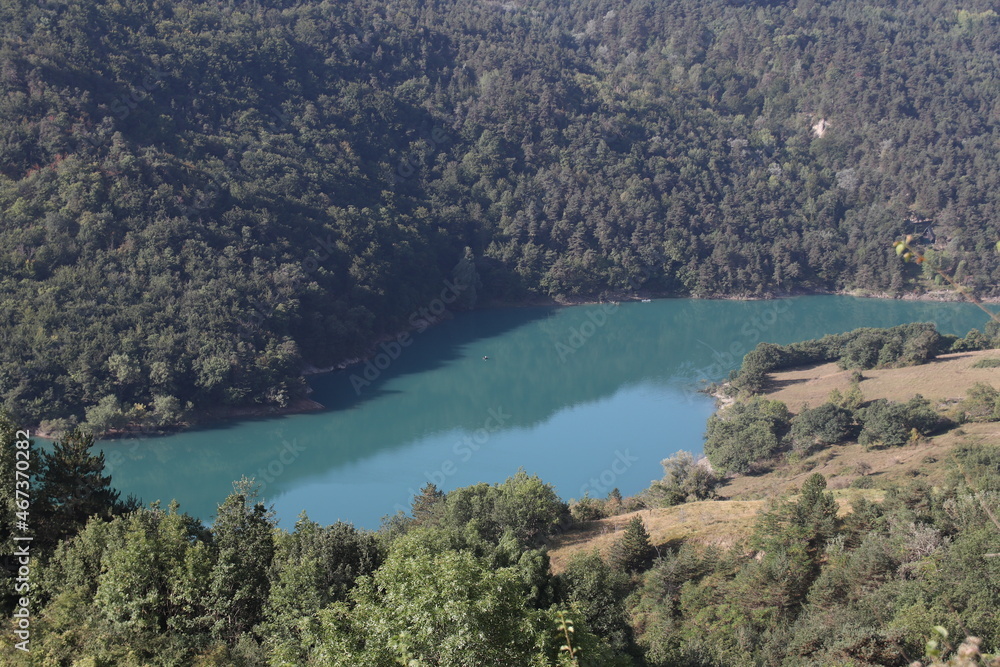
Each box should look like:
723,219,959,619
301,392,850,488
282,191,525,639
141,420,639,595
4,0,1000,427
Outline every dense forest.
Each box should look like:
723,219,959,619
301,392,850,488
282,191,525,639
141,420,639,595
3,0,1000,427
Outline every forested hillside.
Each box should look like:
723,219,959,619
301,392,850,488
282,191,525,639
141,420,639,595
3,0,1000,427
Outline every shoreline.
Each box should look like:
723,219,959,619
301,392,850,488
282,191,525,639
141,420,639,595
41,288,998,440
33,397,326,442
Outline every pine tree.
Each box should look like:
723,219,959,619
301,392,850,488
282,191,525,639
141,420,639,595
35,428,130,553
606,487,623,514
610,516,655,573
411,482,444,525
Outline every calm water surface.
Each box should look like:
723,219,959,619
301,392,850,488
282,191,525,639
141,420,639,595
96,296,995,528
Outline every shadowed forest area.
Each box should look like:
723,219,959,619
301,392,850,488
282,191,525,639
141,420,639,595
2,0,1000,429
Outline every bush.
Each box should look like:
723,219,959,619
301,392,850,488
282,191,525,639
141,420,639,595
83,394,128,434
443,470,569,545
704,397,791,474
958,383,1000,422
645,451,722,506
857,396,941,449
731,325,949,397
972,358,1000,369
571,495,608,522
558,552,636,656
790,403,856,453
850,475,875,489
953,329,993,352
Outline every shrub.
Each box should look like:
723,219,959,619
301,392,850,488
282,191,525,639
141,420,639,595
645,451,722,506
850,475,875,489
571,495,608,522
972,358,1000,369
953,329,993,352
958,383,1000,422
704,397,792,474
857,396,941,449
790,403,856,453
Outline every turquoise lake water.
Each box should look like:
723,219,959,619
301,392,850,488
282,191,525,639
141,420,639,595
94,296,995,529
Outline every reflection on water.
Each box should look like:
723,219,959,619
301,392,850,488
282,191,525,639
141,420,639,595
96,296,995,528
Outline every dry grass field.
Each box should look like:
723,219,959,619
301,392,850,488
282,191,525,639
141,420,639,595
546,348,1000,573
717,421,1000,500
763,349,1000,412
547,492,880,573
547,500,763,573
722,350,1000,500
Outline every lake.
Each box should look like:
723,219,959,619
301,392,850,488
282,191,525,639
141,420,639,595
95,296,994,529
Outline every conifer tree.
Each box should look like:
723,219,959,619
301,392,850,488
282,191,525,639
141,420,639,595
411,482,444,525
35,428,130,553
610,516,655,573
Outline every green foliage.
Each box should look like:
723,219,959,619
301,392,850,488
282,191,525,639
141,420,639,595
438,469,569,546
14,442,1000,667
704,396,791,474
609,516,655,574
952,329,994,352
842,380,867,411
6,0,1000,427
32,502,219,664
205,481,276,642
790,402,856,453
645,450,721,506
972,358,1000,368
857,396,942,449
958,383,1000,422
34,428,133,553
570,494,608,522
557,552,638,659
733,324,950,392
305,532,558,666
260,514,383,663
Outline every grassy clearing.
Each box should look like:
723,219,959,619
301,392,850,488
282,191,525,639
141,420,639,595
762,349,1000,412
547,493,880,573
722,349,1000,499
718,421,1000,500
547,501,763,573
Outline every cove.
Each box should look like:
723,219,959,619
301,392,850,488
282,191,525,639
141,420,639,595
96,296,995,529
